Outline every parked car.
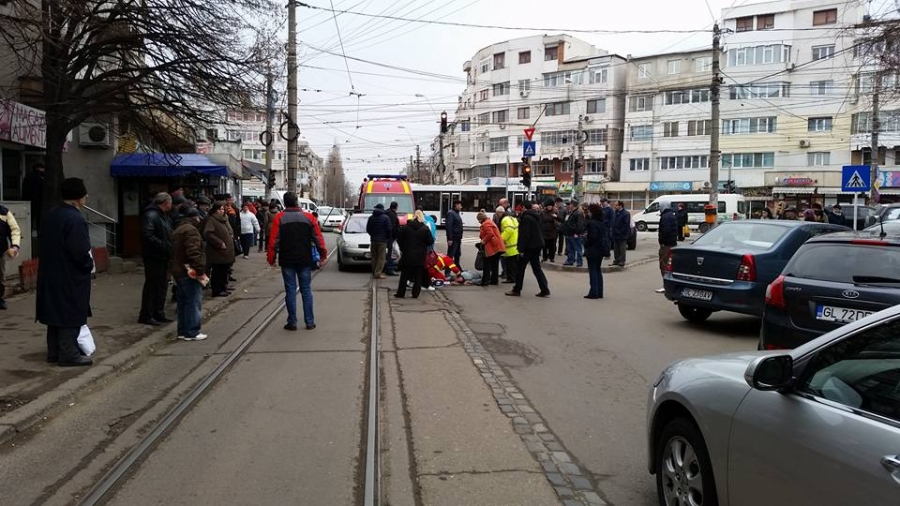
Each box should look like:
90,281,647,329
863,220,900,236
833,203,877,230
336,213,372,271
317,206,346,231
628,217,637,250
760,231,900,350
866,202,900,227
647,304,900,506
663,220,847,323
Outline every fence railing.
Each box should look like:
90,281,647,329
83,205,118,257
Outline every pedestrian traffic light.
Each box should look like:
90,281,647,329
521,163,532,188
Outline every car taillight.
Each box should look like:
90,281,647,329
665,250,674,272
736,254,757,282
764,343,787,351
765,274,786,309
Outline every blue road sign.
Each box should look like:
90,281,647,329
522,141,536,157
842,165,871,192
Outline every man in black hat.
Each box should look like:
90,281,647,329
36,178,94,366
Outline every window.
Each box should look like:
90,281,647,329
808,152,831,166
479,89,489,101
721,152,775,168
586,129,607,145
757,14,775,30
813,8,837,26
544,45,559,61
560,160,572,173
852,112,872,133
812,45,835,60
533,161,554,176
798,317,900,423
491,109,508,124
638,63,652,79
630,125,653,141
667,59,682,75
727,44,791,67
479,58,490,73
629,158,650,171
694,56,713,72
589,68,608,84
490,137,509,152
492,82,510,96
663,122,679,137
729,82,790,99
687,119,712,136
586,99,606,114
460,120,471,132
722,117,777,134
658,155,709,170
545,102,571,116
810,80,834,95
585,159,606,174
477,112,490,125
629,95,652,112
664,88,710,105
519,51,531,64
543,70,583,87
691,89,710,103
542,130,577,146
518,79,531,94
736,16,754,32
808,117,833,132
493,52,505,70
517,107,530,120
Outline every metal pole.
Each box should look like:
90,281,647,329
709,23,721,222
438,135,445,184
871,71,881,205
416,144,421,183
575,114,585,202
265,70,274,201
286,0,298,194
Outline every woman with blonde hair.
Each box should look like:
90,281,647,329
477,211,505,286
395,209,434,298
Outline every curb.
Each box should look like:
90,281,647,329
0,266,276,445
541,255,658,273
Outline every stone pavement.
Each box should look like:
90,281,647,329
542,233,660,274
0,253,274,441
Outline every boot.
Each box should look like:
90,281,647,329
58,328,92,367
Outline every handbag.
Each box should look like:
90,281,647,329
233,236,243,255
311,243,321,270
474,249,485,271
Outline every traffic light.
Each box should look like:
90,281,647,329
521,163,532,188
440,111,448,134
724,180,737,193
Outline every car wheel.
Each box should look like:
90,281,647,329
698,223,710,233
627,234,637,250
656,417,719,506
337,251,348,272
678,304,713,324
636,221,648,232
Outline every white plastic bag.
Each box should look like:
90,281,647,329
391,241,401,261
77,325,96,356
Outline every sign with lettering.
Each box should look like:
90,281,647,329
0,99,46,149
782,177,814,186
649,181,692,192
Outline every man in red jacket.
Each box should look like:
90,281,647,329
268,192,327,330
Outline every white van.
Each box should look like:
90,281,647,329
268,190,318,213
632,194,748,232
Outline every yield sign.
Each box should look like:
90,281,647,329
523,127,535,141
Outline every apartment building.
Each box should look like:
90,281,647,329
445,34,627,194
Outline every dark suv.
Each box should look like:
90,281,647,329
760,231,900,350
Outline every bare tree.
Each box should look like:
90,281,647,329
324,144,345,207
0,0,280,212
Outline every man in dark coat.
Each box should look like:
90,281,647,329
21,162,45,232
366,204,393,279
676,203,688,241
506,202,550,298
384,201,401,276
139,192,173,326
36,178,94,366
611,201,631,267
445,200,464,268
656,202,679,293
395,211,434,299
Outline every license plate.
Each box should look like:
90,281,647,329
816,305,873,323
682,288,713,301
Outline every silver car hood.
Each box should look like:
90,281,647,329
658,351,763,387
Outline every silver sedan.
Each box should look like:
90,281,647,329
647,304,900,505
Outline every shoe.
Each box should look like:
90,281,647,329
655,288,666,293
562,263,573,266
502,280,514,284
138,318,162,326
284,323,298,331
212,292,229,297
385,272,399,277
0,299,6,310
407,281,414,287
576,264,583,268
155,317,174,323
536,292,550,298
374,274,386,279
505,291,521,297
46,356,59,363
427,286,435,291
182,333,208,341
59,356,93,367
306,324,316,330
229,276,237,282
243,255,249,259
394,293,404,298
176,335,186,340
584,295,600,299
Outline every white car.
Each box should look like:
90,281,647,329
317,206,346,231
336,213,372,271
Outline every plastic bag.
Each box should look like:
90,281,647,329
77,325,96,356
391,241,401,261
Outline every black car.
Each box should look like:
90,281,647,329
760,231,900,350
664,220,848,323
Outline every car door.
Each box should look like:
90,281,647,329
727,316,900,505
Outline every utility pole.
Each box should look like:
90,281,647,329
409,155,414,181
575,114,585,202
264,70,275,201
871,71,882,205
708,23,722,224
286,0,299,194
415,144,421,183
438,111,448,184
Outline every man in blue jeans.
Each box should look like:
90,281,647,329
171,207,208,341
267,192,328,331
563,201,585,267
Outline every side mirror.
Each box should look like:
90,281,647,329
744,355,793,391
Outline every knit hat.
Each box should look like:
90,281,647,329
182,207,201,218
196,196,211,205
60,178,88,200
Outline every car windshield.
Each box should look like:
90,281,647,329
883,208,900,222
691,222,788,252
363,194,415,213
343,215,368,234
786,243,900,284
863,221,900,235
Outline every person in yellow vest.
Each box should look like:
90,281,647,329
500,207,519,284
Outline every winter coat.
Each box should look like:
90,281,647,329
563,209,585,236
142,205,173,261
267,208,326,267
602,206,615,232
366,208,393,244
540,209,559,240
445,209,463,240
240,210,261,234
584,216,611,260
611,208,631,242
424,215,437,241
226,204,241,240
479,219,506,258
0,205,22,250
517,209,544,252
36,204,94,327
658,208,679,247
171,218,206,279
387,209,401,241
266,210,279,234
397,220,434,267
204,213,236,265
676,207,688,228
500,215,519,257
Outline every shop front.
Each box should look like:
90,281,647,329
877,171,900,203
768,171,861,210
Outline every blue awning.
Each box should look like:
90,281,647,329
110,153,229,178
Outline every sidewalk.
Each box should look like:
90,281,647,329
0,252,274,435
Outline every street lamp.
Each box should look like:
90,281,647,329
397,125,415,143
415,93,437,115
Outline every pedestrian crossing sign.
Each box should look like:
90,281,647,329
523,141,536,157
841,165,870,192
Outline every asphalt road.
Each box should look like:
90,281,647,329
439,236,760,506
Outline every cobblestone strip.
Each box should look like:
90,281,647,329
433,291,609,506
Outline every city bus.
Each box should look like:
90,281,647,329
413,184,531,228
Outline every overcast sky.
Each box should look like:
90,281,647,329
286,0,892,184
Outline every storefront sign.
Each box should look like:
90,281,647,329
0,99,46,149
879,171,899,188
782,177,814,186
649,181,692,192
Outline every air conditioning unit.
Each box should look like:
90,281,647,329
78,123,110,149
799,139,810,148
583,116,593,123
519,90,530,97
499,123,507,130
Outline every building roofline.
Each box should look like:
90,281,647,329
628,46,712,61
